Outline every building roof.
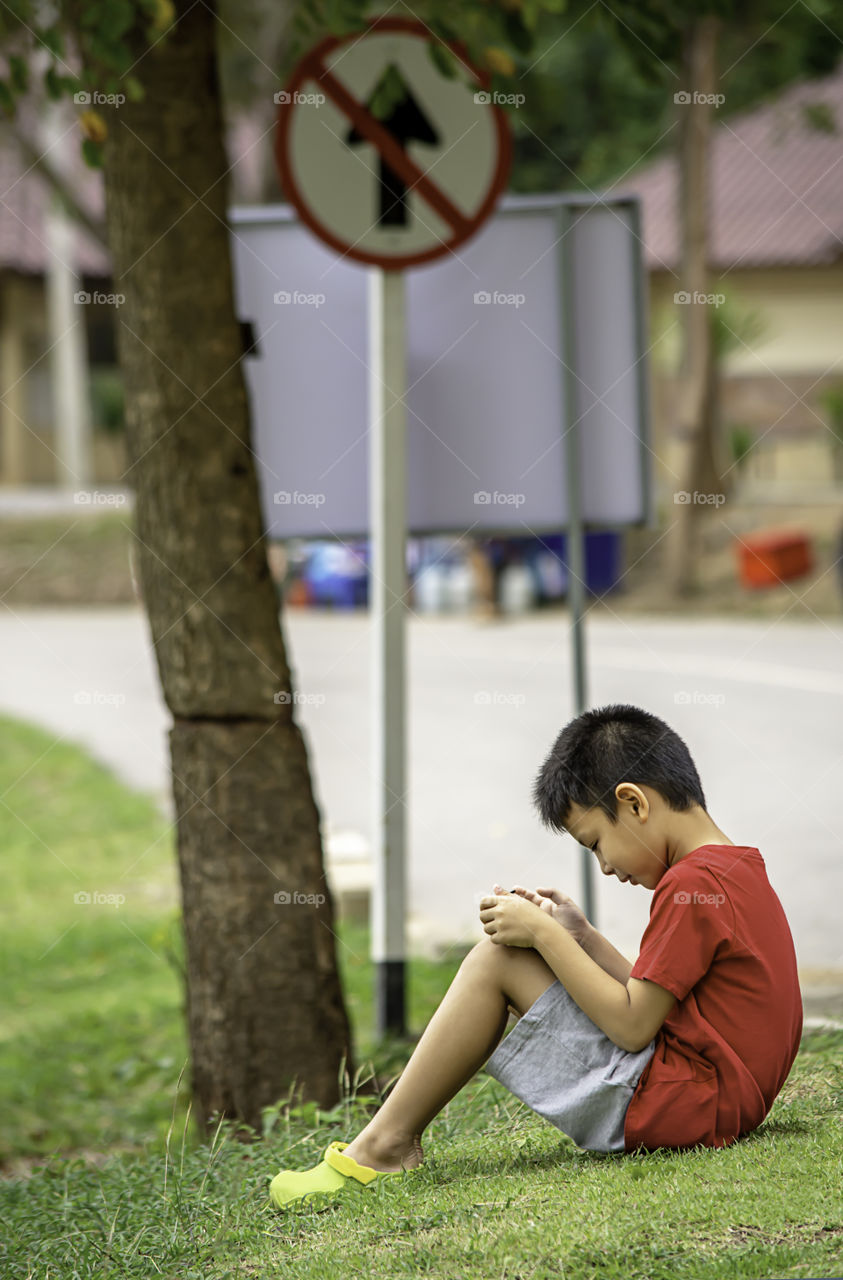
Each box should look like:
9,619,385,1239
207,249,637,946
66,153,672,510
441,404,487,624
615,59,843,271
3,63,842,277
0,105,109,277
0,105,271,277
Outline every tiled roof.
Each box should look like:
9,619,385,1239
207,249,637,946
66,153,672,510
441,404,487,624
0,105,108,276
612,61,843,271
3,64,842,276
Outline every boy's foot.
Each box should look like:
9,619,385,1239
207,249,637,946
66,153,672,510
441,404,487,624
343,1131,424,1172
269,1140,419,1209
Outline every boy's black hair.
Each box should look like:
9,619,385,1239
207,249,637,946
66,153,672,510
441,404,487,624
532,703,707,832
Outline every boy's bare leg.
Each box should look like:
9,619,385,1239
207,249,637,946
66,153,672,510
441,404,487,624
341,938,557,1172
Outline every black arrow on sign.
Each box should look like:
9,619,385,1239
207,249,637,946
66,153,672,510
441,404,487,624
344,64,441,228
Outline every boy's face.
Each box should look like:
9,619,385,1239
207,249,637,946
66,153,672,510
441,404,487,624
564,787,669,890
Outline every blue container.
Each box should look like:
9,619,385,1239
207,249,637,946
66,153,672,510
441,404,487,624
301,531,621,607
302,541,369,607
526,531,622,599
584,530,623,595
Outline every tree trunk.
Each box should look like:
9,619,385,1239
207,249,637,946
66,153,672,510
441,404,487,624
94,0,354,1134
667,14,721,596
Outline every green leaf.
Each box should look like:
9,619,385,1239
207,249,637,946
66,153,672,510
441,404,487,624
292,6,315,35
801,101,836,133
428,38,458,79
37,24,65,58
97,0,135,43
82,137,104,169
323,0,364,37
368,83,389,120
332,13,366,35
9,56,29,94
86,33,125,67
0,80,15,117
146,0,177,37
521,0,542,31
45,66,64,101
124,74,145,102
368,62,406,120
504,10,534,55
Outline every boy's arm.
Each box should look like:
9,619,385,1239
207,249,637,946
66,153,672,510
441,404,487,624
578,923,635,986
531,913,676,1052
509,886,633,984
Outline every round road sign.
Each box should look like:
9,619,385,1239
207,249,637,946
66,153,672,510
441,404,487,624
274,17,512,270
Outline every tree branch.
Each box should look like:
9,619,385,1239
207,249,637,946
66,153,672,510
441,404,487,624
11,125,109,254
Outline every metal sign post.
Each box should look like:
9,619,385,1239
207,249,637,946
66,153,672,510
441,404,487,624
559,204,593,925
274,15,511,1037
369,267,408,1035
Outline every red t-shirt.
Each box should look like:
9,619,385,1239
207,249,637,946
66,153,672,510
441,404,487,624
623,844,802,1152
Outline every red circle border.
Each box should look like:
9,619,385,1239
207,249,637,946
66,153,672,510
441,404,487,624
274,17,512,271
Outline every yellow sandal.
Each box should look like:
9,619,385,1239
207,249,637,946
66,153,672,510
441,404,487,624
269,1140,418,1209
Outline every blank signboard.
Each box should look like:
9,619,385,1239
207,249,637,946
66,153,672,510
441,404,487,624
228,194,652,539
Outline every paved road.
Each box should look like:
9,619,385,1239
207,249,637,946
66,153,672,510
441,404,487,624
1,605,841,975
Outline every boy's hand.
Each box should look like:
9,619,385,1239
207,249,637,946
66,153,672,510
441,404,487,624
478,885,546,948
508,884,590,945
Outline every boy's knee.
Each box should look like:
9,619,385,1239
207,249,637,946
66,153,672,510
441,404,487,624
464,939,525,1017
466,936,525,967
459,937,499,974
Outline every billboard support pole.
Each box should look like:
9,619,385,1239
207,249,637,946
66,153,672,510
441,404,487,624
369,266,408,1037
558,206,595,926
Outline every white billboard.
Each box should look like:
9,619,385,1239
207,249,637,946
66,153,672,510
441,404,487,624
229,193,653,538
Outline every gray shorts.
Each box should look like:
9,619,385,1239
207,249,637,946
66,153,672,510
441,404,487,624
484,978,656,1153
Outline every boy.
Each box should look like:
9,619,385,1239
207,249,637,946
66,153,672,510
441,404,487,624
270,703,802,1206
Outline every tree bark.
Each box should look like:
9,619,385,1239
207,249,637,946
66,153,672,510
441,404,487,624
667,14,722,596
94,0,354,1134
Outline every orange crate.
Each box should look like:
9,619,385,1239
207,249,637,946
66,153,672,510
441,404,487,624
737,529,813,589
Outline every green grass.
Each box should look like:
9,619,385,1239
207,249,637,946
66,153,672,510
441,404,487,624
0,511,136,604
1,713,842,1279
0,713,466,1165
2,1032,842,1280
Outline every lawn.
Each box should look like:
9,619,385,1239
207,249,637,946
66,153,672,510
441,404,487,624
0,512,137,605
1,713,841,1279
0,714,465,1166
